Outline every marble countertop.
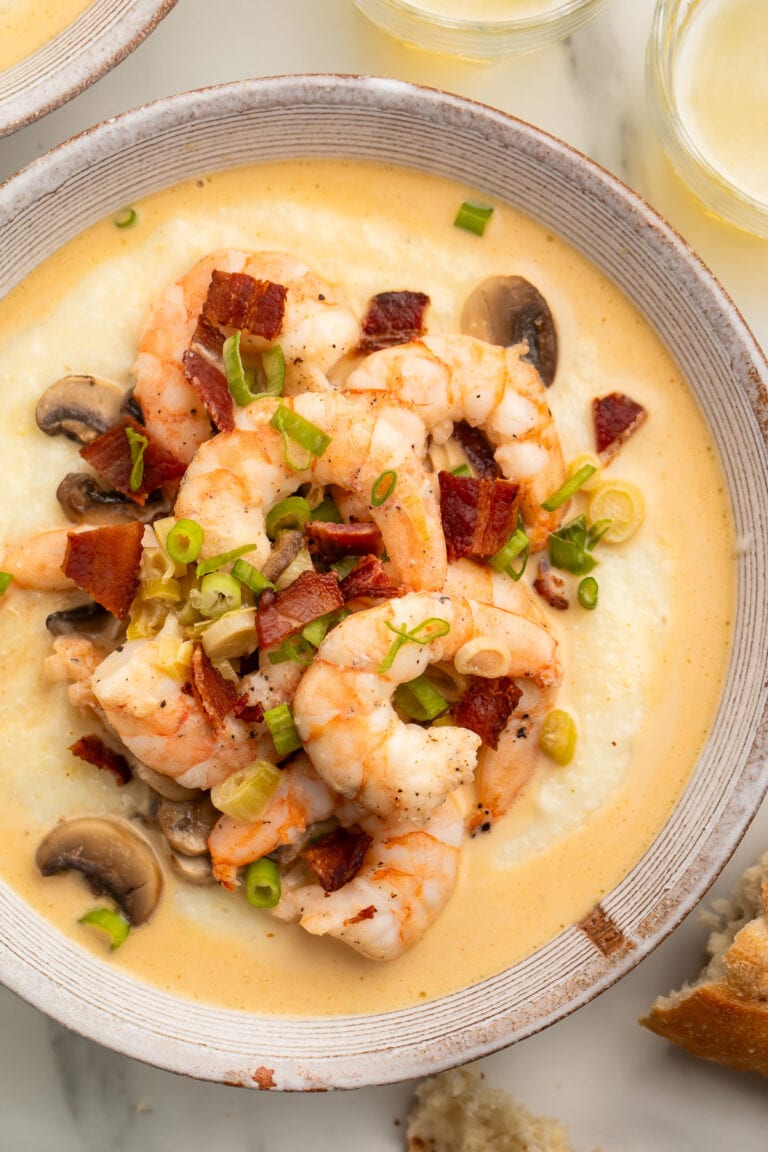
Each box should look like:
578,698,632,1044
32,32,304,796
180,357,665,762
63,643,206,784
1,1,767,1148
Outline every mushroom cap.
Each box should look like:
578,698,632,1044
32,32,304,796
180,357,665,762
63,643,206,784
56,472,170,526
45,600,126,644
157,797,219,857
460,275,558,387
35,375,124,443
129,757,201,803
36,817,163,925
168,852,215,886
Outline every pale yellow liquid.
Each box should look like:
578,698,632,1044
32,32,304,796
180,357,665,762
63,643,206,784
0,160,735,1015
0,0,93,72
676,0,768,202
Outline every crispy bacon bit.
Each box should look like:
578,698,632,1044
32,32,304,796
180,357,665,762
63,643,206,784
232,695,265,724
534,560,569,610
452,677,523,750
80,416,186,505
63,522,143,619
69,735,131,785
300,825,373,893
593,392,648,463
305,520,384,559
257,570,344,649
358,290,430,353
339,554,403,602
182,350,234,434
345,904,377,926
190,645,239,730
452,421,501,480
203,270,287,340
438,471,520,563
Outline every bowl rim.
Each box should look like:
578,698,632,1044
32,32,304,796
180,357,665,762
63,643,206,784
1,73,767,1090
0,0,178,138
356,0,604,33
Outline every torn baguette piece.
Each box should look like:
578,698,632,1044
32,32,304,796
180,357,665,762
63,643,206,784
641,850,768,1077
406,1065,576,1152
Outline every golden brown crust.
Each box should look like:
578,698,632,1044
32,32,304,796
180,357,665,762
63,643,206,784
641,984,768,1077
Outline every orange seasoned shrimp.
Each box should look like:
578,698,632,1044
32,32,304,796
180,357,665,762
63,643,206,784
2,528,77,592
273,793,464,961
174,392,445,591
293,590,561,824
344,333,566,549
134,250,359,462
90,617,273,790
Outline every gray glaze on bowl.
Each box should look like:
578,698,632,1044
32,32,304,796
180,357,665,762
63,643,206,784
1,75,767,1090
0,0,177,137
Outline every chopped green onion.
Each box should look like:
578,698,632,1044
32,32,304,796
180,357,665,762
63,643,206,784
141,577,181,602
211,759,282,822
395,675,449,722
265,495,312,540
267,635,316,666
261,346,286,397
539,708,578,766
0,572,12,597
371,469,397,507
201,608,258,661
312,495,343,523
548,515,598,576
245,857,281,909
165,518,204,565
223,330,258,407
195,572,242,618
330,555,360,581
196,543,260,578
79,906,130,950
271,404,331,472
114,207,137,229
541,464,597,512
454,199,494,236
578,576,599,610
488,523,530,580
587,518,613,548
451,464,473,477
231,558,274,598
302,607,349,649
125,426,148,492
379,617,451,673
264,703,303,757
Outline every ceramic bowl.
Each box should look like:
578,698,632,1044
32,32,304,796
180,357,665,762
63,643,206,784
1,75,767,1090
0,0,177,137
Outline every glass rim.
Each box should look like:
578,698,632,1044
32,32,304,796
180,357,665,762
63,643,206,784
362,0,604,34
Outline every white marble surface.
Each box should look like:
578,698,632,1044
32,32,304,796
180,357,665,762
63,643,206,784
1,0,767,1147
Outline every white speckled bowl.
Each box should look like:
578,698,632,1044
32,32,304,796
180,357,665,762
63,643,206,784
0,0,177,137
1,76,767,1090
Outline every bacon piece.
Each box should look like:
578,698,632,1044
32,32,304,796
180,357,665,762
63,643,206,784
190,645,239,730
533,559,569,610
202,270,286,340
305,520,384,559
300,825,373,893
452,677,523,750
69,735,132,785
593,392,648,463
182,349,234,433
257,570,344,649
63,522,143,619
80,416,186,505
358,290,430,353
339,555,403,602
438,471,520,563
232,695,265,724
452,421,501,480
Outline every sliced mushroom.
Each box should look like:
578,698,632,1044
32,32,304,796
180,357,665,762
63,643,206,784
56,472,170,526
262,528,305,583
45,600,125,643
460,275,558,387
36,816,163,925
120,389,145,424
157,797,219,857
36,375,124,443
128,756,202,803
169,852,215,885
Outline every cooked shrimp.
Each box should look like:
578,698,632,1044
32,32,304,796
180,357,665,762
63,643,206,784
44,634,107,709
443,557,545,622
344,333,566,549
208,753,338,891
90,617,273,790
134,250,359,462
2,528,77,592
175,392,445,590
293,590,561,824
272,792,464,961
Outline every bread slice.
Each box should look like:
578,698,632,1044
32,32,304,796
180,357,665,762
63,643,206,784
405,1065,575,1152
641,850,768,1076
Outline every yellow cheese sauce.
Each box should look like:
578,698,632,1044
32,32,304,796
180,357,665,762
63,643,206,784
0,0,92,73
0,160,735,1014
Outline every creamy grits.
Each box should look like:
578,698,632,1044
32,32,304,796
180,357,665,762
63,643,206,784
0,0,92,73
0,160,734,1015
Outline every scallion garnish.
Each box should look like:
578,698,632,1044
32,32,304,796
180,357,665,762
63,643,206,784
211,760,282,823
195,572,242,618
270,405,332,473
329,555,360,581
371,469,397,507
231,558,274,598
312,495,343,523
451,464,472,477
267,635,316,666
379,616,451,674
264,703,303,757
261,346,286,397
79,906,130,950
125,426,148,492
265,495,312,540
394,675,449,722
0,572,13,598
541,464,597,512
488,521,530,582
454,200,494,236
302,607,349,649
245,857,282,909
196,543,260,578
548,515,598,576
114,207,137,229
223,330,257,407
578,576,599,610
165,518,204,565
587,518,613,548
